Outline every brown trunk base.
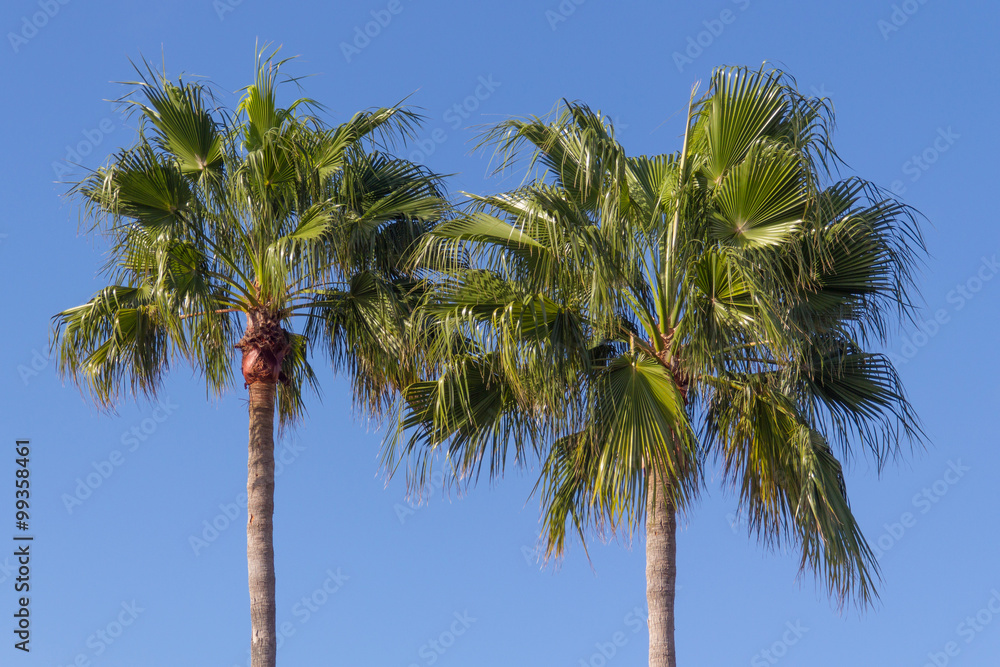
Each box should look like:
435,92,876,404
646,467,677,667
248,382,277,667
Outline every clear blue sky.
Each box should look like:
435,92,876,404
2,1,998,665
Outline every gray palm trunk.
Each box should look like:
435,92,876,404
248,382,277,667
646,467,678,667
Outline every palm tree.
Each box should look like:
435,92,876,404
388,66,924,667
52,50,446,667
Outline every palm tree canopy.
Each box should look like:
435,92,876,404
389,65,924,607
53,49,448,425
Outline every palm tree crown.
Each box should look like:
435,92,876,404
54,50,445,418
390,65,924,613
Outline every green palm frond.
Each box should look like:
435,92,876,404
703,377,878,607
389,352,537,489
53,285,169,409
710,143,808,247
126,72,225,179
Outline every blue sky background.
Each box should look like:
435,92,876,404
1,1,998,665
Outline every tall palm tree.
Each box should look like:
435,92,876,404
388,66,924,667
52,50,446,667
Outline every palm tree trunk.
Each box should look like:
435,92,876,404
248,382,277,667
646,467,677,667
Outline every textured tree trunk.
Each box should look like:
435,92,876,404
646,467,677,667
248,382,277,667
